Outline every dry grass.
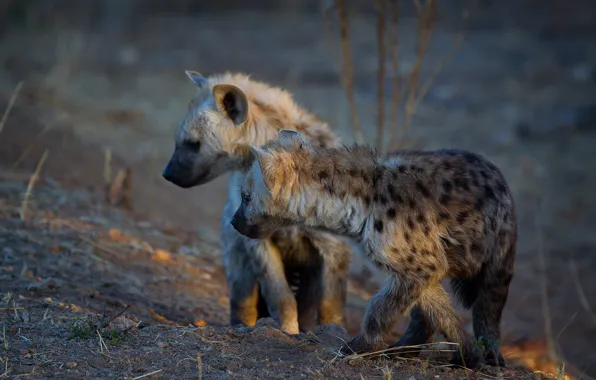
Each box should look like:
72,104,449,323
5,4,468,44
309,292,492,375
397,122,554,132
0,81,23,136
325,0,472,152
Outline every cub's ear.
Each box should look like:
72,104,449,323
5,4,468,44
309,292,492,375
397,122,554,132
278,129,311,149
185,70,208,88
248,145,273,191
213,84,248,126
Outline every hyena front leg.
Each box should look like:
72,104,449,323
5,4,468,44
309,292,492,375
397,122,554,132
310,234,350,327
341,274,424,355
253,239,300,335
224,238,266,326
387,306,435,357
294,264,323,332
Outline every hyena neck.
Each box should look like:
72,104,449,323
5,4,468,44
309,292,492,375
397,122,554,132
301,151,378,238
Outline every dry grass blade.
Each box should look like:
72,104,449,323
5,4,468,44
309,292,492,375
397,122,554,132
20,149,49,221
0,81,23,136
133,369,163,380
104,148,112,184
336,0,364,144
569,259,596,327
387,0,401,152
375,0,388,151
343,341,457,360
197,353,203,380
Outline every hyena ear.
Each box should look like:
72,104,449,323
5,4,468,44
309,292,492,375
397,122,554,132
248,145,273,191
212,84,248,126
185,70,208,88
278,129,311,149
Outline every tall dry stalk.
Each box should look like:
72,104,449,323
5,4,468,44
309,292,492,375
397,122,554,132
387,0,401,152
395,0,437,150
335,0,364,144
375,0,388,151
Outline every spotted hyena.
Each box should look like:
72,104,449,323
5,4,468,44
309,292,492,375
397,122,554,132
162,72,351,334
232,130,517,368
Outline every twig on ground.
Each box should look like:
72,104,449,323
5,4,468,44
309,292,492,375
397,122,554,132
0,81,23,136
133,369,163,380
20,150,49,221
101,304,131,329
569,258,596,327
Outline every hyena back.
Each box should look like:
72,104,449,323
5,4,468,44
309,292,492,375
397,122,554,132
232,130,517,368
162,72,351,334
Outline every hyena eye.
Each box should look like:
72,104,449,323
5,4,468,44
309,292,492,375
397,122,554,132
184,140,201,150
242,192,251,203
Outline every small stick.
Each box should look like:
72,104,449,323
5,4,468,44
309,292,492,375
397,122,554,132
0,81,23,136
20,150,49,221
133,369,163,380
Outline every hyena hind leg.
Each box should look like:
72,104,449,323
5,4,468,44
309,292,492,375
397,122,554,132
417,283,480,369
472,243,515,367
293,265,323,333
341,275,424,355
309,235,350,327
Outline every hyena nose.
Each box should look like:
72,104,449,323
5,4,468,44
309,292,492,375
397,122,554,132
162,162,173,181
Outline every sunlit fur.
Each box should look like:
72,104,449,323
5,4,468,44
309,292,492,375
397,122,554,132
235,130,517,369
163,72,351,335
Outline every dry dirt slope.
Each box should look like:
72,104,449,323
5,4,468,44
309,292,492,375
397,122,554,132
0,170,564,379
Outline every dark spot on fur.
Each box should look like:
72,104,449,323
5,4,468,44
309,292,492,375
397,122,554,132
407,216,415,230
404,232,411,243
423,225,431,236
475,198,484,211
480,170,489,180
374,220,384,232
363,196,371,207
426,263,437,272
374,193,388,205
411,247,418,254
440,194,451,206
442,180,453,193
471,243,483,254
496,181,507,194
348,168,358,177
443,162,453,171
398,166,406,173
470,170,480,187
456,211,469,224
438,212,450,221
415,181,431,198
484,185,496,200
339,191,346,199
318,170,329,180
387,208,397,219
422,249,432,256
372,167,383,187
454,177,470,191
407,255,415,264
417,213,426,223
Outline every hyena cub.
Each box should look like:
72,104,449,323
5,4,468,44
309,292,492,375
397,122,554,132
162,71,351,334
232,130,517,368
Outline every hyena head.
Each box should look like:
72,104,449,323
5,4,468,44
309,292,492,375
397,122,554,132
231,130,317,239
162,71,249,188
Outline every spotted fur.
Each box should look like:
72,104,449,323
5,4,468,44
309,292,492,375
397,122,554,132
233,130,517,368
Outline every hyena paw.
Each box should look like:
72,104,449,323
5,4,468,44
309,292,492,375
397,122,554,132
340,334,380,356
450,350,482,370
280,322,300,335
484,349,505,367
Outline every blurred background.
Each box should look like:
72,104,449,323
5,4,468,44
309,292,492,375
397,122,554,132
1,0,595,377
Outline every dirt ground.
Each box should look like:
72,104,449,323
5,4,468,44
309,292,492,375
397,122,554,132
1,0,595,379
0,176,554,379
